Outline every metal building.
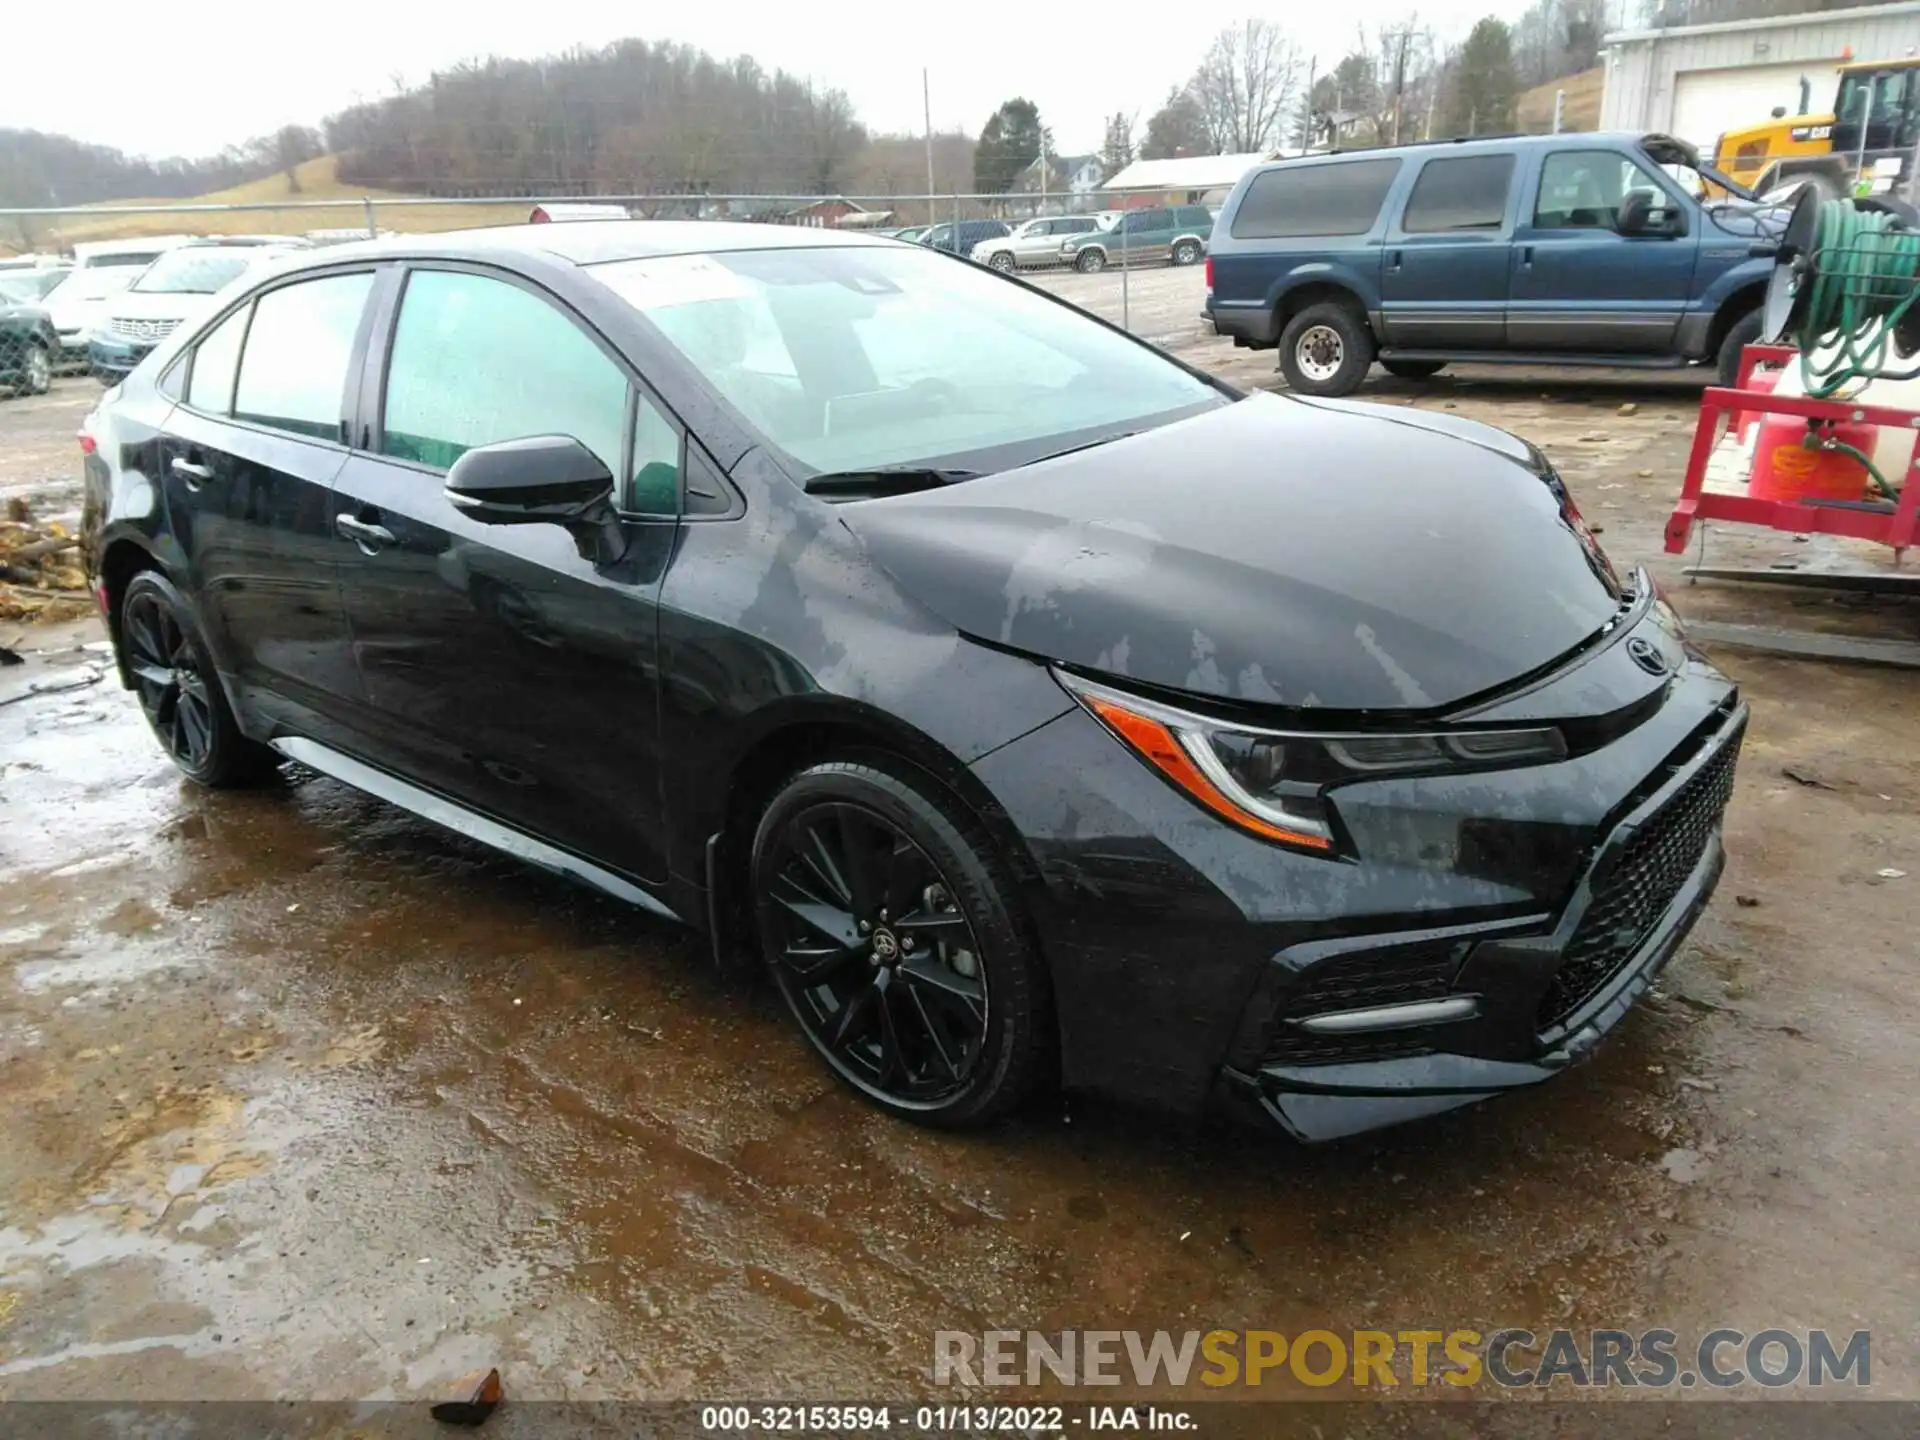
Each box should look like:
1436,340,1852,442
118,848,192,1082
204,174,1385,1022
1601,0,1920,150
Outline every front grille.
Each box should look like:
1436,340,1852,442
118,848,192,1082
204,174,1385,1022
1538,727,1742,1028
108,317,179,343
1260,942,1465,1068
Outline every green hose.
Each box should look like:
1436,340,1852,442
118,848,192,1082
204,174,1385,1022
1796,202,1920,397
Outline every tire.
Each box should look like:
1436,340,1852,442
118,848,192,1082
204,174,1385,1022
1171,239,1202,267
1074,248,1107,274
1381,359,1446,380
15,343,53,397
1278,300,1376,397
988,251,1017,273
1715,308,1765,389
118,570,279,787
751,758,1050,1128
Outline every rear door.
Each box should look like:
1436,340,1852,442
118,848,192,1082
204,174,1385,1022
328,263,676,883
155,268,377,737
1508,148,1701,353
1113,208,1173,267
1379,152,1517,349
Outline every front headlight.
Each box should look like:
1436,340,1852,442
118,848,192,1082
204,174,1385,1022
1058,671,1566,854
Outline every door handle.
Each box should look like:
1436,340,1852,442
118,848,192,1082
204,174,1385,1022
170,457,213,490
1519,245,1535,267
334,513,395,552
1389,249,1404,269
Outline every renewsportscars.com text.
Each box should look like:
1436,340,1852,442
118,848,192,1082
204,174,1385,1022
933,1328,1871,1390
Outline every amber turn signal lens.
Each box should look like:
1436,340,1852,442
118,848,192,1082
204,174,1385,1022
1086,697,1334,851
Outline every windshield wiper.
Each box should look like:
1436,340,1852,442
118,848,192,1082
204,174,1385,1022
802,465,980,498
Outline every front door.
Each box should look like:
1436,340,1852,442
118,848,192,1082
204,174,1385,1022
155,270,377,738
330,265,677,884
1508,149,1701,354
1379,152,1518,349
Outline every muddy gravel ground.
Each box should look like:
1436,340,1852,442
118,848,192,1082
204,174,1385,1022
2,275,1918,1432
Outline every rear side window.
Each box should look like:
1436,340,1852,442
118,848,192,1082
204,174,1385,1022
187,305,249,415
381,269,628,475
233,272,374,441
1176,207,1214,229
1229,160,1402,239
1401,155,1516,233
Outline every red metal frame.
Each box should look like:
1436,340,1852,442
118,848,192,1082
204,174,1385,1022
1664,343,1920,559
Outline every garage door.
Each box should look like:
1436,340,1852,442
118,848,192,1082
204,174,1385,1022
1670,61,1844,151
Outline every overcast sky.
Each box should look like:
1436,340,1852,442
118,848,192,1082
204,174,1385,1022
9,0,1613,160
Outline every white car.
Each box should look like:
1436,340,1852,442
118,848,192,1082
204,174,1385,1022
91,239,308,382
41,237,200,368
969,215,1106,273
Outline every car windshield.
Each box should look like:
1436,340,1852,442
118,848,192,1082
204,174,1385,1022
132,250,258,295
0,271,64,302
48,266,143,304
592,244,1225,476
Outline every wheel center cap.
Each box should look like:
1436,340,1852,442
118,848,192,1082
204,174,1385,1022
870,927,899,963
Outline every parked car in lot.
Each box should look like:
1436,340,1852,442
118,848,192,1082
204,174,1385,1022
0,267,73,302
921,219,1010,257
970,215,1104,272
82,221,1743,1141
42,237,199,370
0,291,57,397
1206,131,1778,396
89,238,307,383
1060,205,1213,273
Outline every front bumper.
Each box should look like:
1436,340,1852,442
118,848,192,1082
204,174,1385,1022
968,600,1745,1140
87,336,151,380
1225,700,1744,1140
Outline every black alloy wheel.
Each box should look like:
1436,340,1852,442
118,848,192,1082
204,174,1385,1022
119,570,277,786
752,760,1048,1125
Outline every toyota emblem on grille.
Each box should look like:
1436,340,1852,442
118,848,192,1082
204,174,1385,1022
1627,637,1668,676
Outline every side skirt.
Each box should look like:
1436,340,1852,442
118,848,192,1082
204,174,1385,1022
271,736,680,922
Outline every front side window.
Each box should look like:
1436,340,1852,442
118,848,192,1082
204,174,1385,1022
233,272,373,440
381,270,628,475
187,305,250,415
1401,155,1516,233
627,392,682,516
1534,151,1671,230
592,244,1222,477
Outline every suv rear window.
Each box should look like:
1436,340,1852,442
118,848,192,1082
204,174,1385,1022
1229,159,1401,239
1401,154,1516,233
1175,207,1214,229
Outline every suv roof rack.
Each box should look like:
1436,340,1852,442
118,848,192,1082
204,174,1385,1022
1313,132,1529,158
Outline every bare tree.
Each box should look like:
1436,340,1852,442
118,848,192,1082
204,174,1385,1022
1189,20,1306,155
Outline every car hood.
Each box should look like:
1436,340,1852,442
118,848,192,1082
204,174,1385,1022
839,392,1626,715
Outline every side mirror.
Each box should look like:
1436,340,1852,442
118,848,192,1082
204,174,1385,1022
1615,190,1679,236
445,435,613,526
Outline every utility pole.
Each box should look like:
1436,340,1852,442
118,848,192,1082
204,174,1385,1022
923,68,935,225
1303,54,1317,151
1389,26,1415,146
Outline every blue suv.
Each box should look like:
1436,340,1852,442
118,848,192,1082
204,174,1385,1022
1205,132,1777,396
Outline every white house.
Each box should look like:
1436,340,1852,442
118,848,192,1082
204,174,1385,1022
1101,152,1292,208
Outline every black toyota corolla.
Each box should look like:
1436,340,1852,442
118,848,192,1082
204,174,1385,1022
79,222,1744,1141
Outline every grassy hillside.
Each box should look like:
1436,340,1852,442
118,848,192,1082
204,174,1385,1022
36,156,532,246
1517,67,1604,136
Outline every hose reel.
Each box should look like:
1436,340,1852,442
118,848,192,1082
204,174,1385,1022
1763,187,1920,397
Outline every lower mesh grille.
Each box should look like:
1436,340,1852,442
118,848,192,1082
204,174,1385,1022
1538,725,1742,1028
1260,943,1465,1068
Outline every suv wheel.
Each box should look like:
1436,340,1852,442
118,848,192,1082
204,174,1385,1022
1279,302,1376,397
988,251,1017,273
1074,248,1107,274
751,758,1050,1127
119,571,279,787
1171,239,1202,267
1715,309,1765,389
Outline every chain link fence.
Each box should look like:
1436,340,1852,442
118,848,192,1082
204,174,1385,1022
0,186,1226,393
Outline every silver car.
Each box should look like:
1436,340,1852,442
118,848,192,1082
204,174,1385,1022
971,215,1104,273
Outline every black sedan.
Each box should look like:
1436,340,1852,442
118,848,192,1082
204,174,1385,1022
80,223,1744,1141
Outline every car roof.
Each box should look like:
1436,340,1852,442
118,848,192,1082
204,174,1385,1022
1266,130,1666,168
289,220,895,272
